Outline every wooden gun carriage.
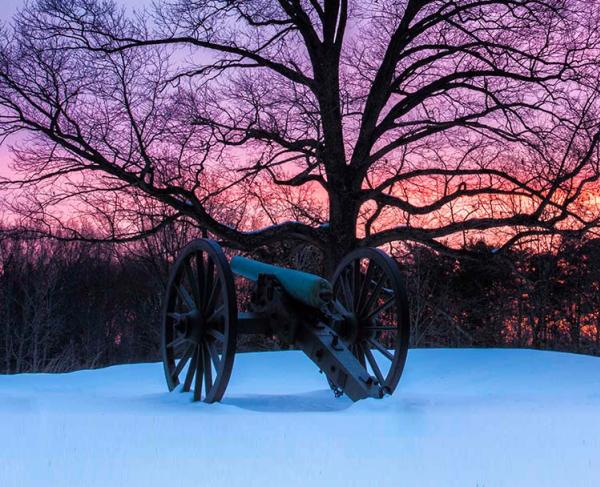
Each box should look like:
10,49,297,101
161,239,410,403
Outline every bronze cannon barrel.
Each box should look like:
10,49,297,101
230,256,333,309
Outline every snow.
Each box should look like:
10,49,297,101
1,349,599,486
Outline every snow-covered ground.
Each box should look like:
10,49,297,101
1,349,599,486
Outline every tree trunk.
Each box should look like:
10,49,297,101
324,190,359,277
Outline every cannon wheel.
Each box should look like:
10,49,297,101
331,248,410,395
161,239,237,403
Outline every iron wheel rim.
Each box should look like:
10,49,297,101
331,247,410,393
161,239,237,403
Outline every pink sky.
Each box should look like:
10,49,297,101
1,0,598,235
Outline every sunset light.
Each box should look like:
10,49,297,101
1,1,599,486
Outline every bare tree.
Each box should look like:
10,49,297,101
1,0,600,270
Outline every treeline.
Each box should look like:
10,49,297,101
0,230,599,373
0,236,165,373
400,239,600,355
0,222,204,373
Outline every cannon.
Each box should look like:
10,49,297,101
161,239,410,402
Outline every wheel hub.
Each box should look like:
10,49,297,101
176,309,206,343
335,311,360,342
337,311,381,342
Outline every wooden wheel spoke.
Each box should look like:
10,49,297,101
339,268,354,309
360,272,385,316
167,335,187,349
334,298,349,315
367,295,395,320
193,346,204,401
381,285,394,295
203,342,213,396
357,261,374,312
204,258,214,309
184,260,202,309
207,341,221,371
352,260,361,310
363,343,386,385
207,328,225,343
176,284,196,311
368,338,394,361
182,346,199,392
195,252,205,306
207,304,224,325
206,280,222,315
172,344,194,380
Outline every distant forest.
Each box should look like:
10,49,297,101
1,225,599,374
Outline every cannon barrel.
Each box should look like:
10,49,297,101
230,256,332,309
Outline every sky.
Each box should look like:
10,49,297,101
0,0,149,22
1,0,598,236
0,0,21,21
0,0,149,177
0,1,31,176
